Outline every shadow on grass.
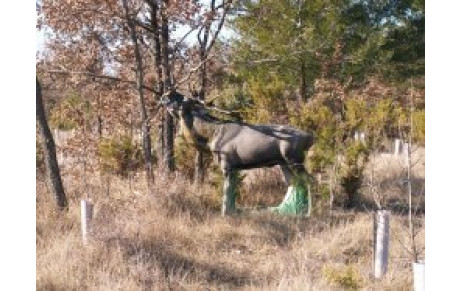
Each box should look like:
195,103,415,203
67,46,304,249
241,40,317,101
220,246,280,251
103,236,255,289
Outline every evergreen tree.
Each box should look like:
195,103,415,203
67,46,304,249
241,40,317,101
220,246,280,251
231,0,424,92
232,0,341,100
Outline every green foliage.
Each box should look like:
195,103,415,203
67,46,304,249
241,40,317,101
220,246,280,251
211,85,252,112
323,265,363,290
49,92,90,130
290,96,399,207
413,109,425,145
341,98,398,206
175,135,195,179
381,14,425,81
393,101,425,145
231,0,337,97
290,101,341,173
175,135,212,180
339,141,369,207
232,0,425,91
345,97,397,148
344,98,366,130
208,164,245,205
364,99,396,144
245,76,289,123
98,135,143,177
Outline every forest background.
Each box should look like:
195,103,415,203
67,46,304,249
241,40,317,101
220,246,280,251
0,1,457,290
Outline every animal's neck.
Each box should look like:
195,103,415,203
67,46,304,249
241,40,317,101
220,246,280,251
180,110,219,151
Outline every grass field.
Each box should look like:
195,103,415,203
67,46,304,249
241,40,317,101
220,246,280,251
36,150,424,290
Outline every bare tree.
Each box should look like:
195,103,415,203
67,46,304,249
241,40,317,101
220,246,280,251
41,0,232,178
194,0,231,183
36,77,68,209
122,0,155,192
407,80,421,262
160,1,175,172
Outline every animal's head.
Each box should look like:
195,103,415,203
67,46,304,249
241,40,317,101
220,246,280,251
161,92,199,118
161,91,237,121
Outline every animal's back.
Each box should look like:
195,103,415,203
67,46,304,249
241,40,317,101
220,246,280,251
211,122,313,169
247,124,313,148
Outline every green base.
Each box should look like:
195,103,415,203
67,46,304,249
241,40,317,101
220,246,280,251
269,184,311,216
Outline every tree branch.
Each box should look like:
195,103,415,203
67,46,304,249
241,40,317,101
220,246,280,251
205,1,231,54
45,69,157,93
173,26,198,52
135,19,155,33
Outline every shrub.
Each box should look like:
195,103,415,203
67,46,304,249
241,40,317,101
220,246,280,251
338,142,370,208
393,103,425,145
413,109,425,145
323,265,363,290
207,162,245,207
246,75,289,123
174,135,212,180
290,100,342,174
290,97,377,208
98,135,143,177
49,92,90,130
344,98,367,131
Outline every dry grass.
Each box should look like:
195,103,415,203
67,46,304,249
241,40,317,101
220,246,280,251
362,146,425,213
37,150,424,290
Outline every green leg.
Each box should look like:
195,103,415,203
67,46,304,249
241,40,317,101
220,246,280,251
272,172,312,216
222,170,236,216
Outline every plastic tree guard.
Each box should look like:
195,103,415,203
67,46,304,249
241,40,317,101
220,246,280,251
270,181,311,216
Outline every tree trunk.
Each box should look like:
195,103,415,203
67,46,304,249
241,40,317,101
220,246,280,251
149,1,163,96
194,151,205,183
194,20,211,184
160,2,175,173
122,0,154,191
300,59,308,101
194,0,220,183
163,112,175,172
36,78,68,209
148,2,165,171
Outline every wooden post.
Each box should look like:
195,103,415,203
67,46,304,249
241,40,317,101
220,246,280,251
306,182,312,217
413,261,425,291
360,132,366,144
81,199,93,244
374,210,390,279
354,131,366,144
403,142,409,166
54,128,60,145
394,139,401,156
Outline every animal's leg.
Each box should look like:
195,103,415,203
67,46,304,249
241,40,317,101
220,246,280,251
293,164,307,181
280,165,294,185
280,162,311,210
222,169,237,216
279,141,308,182
292,163,315,186
291,164,313,216
279,165,298,203
278,142,313,215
